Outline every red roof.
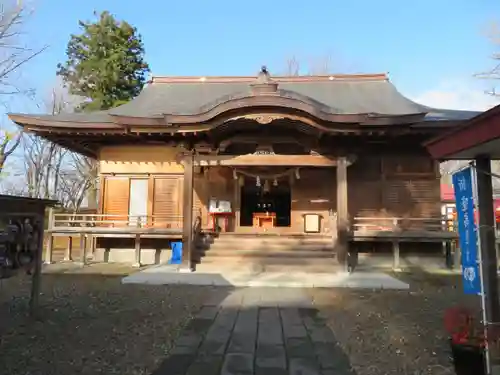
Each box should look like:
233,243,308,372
424,104,500,160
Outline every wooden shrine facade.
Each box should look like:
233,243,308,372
8,68,479,268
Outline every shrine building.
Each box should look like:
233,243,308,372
8,68,477,270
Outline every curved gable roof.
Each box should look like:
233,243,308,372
8,72,480,129
104,73,479,122
107,74,448,118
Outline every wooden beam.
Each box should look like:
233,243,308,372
181,153,194,270
193,154,338,166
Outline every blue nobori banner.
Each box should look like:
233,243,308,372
452,167,481,295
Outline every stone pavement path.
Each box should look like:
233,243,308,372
150,288,355,375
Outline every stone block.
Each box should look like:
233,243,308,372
221,353,254,375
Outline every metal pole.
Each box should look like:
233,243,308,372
472,163,492,374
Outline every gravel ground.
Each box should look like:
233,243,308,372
0,268,227,375
0,267,483,375
310,271,481,375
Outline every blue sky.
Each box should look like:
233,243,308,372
9,0,500,113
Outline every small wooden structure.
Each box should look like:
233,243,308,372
0,195,57,316
9,68,482,271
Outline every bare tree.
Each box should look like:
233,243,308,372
20,80,100,212
308,54,333,75
474,22,500,98
0,128,20,173
58,154,97,211
283,54,335,76
284,56,301,76
23,133,66,198
0,1,47,96
0,0,48,175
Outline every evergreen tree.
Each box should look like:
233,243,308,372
57,11,150,111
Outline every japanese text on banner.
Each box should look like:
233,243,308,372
452,167,481,295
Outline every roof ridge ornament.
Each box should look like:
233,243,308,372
250,65,279,95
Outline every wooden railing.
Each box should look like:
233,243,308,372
350,217,458,242
51,213,184,230
352,216,457,233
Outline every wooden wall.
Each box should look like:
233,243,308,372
348,154,440,219
99,145,210,227
291,168,335,233
98,145,441,232
99,145,184,174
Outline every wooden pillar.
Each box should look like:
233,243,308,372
64,237,73,261
336,157,349,264
44,208,54,264
181,152,194,270
475,156,500,339
233,178,240,232
134,234,141,267
79,233,87,265
392,241,401,270
30,212,45,318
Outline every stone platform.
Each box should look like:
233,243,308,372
122,265,409,290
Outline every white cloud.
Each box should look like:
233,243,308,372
411,81,499,111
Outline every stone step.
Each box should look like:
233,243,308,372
198,255,336,266
194,262,342,274
213,236,332,243
206,238,332,247
205,244,333,252
209,238,333,244
199,249,335,258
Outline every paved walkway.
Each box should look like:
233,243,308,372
150,288,355,375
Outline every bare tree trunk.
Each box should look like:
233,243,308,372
0,131,21,174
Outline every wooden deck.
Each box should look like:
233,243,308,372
351,216,457,241
44,211,468,271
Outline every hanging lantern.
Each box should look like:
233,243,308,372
256,176,261,187
273,178,278,186
263,180,270,192
233,169,238,180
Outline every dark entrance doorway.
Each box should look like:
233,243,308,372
240,183,291,227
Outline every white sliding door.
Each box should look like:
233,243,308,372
128,179,149,226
